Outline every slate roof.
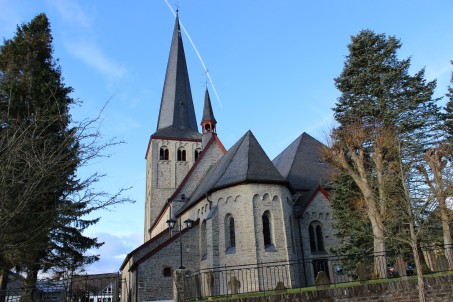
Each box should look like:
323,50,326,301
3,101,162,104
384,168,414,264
177,131,286,214
272,132,331,191
153,14,200,140
202,88,216,123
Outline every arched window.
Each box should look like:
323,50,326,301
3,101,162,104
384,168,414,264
177,148,186,161
194,149,201,161
159,147,169,160
262,211,272,247
316,225,325,251
309,221,325,252
225,214,236,253
201,220,207,260
205,124,211,132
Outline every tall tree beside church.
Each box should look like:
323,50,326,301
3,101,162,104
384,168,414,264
0,14,129,292
445,62,453,144
326,30,439,282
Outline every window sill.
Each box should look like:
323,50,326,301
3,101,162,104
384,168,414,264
225,247,236,254
265,244,277,252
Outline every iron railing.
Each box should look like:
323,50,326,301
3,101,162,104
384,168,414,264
0,273,123,302
184,244,453,300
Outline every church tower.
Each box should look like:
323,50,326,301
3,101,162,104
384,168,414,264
144,14,202,241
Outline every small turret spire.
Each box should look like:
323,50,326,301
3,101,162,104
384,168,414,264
201,88,217,147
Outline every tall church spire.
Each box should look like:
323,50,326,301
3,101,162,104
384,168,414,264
201,88,217,147
153,14,200,140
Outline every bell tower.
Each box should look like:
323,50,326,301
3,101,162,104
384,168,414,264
144,13,202,241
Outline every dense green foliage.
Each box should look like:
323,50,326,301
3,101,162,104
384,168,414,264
329,29,440,253
0,13,127,286
445,63,453,144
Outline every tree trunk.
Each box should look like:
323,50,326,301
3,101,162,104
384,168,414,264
369,212,387,279
409,223,426,302
0,269,9,302
438,196,453,270
23,268,38,302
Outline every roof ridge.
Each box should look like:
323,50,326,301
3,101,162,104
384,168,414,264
216,131,248,186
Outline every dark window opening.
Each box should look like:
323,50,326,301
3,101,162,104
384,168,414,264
309,221,325,252
195,149,201,161
262,212,272,247
160,147,169,160
177,149,186,161
163,267,172,277
228,217,235,248
316,225,325,251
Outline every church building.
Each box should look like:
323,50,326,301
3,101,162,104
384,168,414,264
120,14,337,302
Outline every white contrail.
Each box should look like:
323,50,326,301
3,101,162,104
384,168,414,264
163,0,223,109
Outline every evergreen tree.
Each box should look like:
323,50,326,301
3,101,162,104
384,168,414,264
327,30,440,285
0,13,129,291
445,62,453,144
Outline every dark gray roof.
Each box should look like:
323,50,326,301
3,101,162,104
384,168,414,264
272,132,331,191
154,15,199,139
202,88,216,123
177,131,286,214
152,125,201,140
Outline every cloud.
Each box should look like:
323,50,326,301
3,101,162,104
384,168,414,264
84,231,142,274
51,0,92,28
66,39,127,80
50,0,126,82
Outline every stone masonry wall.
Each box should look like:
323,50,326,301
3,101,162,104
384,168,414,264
299,191,338,286
137,224,200,302
145,139,202,241
150,140,224,239
214,274,453,302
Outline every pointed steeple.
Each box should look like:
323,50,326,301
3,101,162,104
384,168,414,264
201,88,217,147
153,14,201,140
202,88,217,124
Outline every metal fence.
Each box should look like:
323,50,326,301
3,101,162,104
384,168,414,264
184,244,453,301
0,273,123,302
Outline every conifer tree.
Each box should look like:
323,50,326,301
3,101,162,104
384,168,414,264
0,13,130,292
326,30,439,284
445,62,453,144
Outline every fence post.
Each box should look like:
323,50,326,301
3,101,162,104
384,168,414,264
173,269,190,302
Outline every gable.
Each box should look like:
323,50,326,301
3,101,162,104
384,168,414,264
149,135,225,234
294,186,331,218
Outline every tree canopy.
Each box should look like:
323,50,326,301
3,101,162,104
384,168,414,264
0,13,130,289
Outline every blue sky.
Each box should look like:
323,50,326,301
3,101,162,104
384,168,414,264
1,0,452,274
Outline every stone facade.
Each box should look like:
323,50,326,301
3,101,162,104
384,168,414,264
144,138,202,241
299,189,339,286
121,15,338,302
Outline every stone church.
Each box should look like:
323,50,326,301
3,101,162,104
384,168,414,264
120,14,337,302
